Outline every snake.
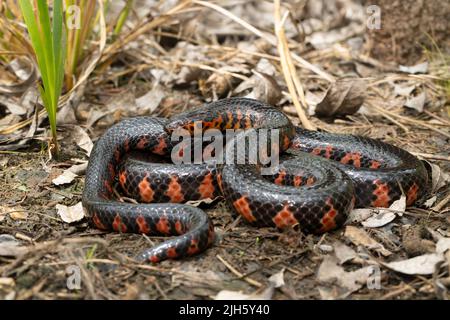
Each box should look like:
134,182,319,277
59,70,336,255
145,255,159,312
82,97,429,263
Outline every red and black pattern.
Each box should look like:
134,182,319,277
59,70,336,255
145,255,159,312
82,97,429,263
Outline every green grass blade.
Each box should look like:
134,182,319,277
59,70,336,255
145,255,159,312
18,0,49,90
52,0,65,105
19,0,66,154
36,0,55,101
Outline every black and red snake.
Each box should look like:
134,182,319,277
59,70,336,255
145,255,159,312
82,98,429,263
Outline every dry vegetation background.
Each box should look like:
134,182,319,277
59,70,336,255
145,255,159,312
0,0,449,300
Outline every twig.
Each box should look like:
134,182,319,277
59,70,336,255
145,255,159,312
216,254,262,288
365,101,409,133
101,0,192,63
193,0,333,82
367,100,450,139
273,0,315,130
379,283,415,300
410,152,450,162
433,192,450,212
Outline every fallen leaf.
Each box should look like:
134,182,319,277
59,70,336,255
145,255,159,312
67,162,88,175
388,195,407,213
200,72,233,98
244,71,282,105
362,195,406,228
384,237,450,275
0,207,8,222
2,207,28,221
0,157,9,167
308,23,365,50
347,208,375,224
404,91,426,113
52,170,78,186
0,234,27,257
315,78,367,117
318,244,334,253
427,162,449,193
394,83,416,96
399,61,429,74
424,196,437,208
344,226,392,256
0,95,27,115
0,234,19,244
436,237,450,255
135,84,165,113
268,268,285,288
384,253,443,275
56,202,85,223
0,57,37,94
0,277,15,287
56,104,78,125
254,58,277,76
215,287,274,300
185,197,217,206
73,126,93,156
9,209,28,220
215,267,284,300
317,256,371,293
333,241,357,264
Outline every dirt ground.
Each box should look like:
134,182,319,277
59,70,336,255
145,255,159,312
1,106,449,300
0,0,449,300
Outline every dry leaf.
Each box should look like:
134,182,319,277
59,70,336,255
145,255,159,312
0,95,27,115
404,91,426,113
384,253,443,275
215,288,273,300
361,210,396,228
347,208,375,224
200,72,233,98
384,237,450,275
135,85,165,113
394,83,416,96
0,206,8,222
0,157,9,167
268,268,285,288
344,226,392,256
52,170,77,186
0,235,27,257
0,277,15,288
318,244,334,253
317,256,371,293
73,126,94,156
361,195,406,228
56,104,78,125
56,202,85,223
436,237,450,255
2,207,28,221
399,62,429,74
215,268,284,300
245,71,282,105
424,196,437,208
315,78,367,117
0,57,37,94
9,209,28,220
427,162,449,193
333,241,357,264
67,162,88,175
185,197,217,207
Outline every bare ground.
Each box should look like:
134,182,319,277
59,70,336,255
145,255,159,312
0,0,449,300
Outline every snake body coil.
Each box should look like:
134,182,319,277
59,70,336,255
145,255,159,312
82,98,428,263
